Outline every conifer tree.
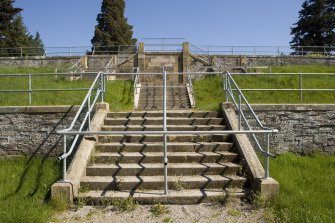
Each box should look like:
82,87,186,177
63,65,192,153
0,0,45,56
91,0,136,54
290,0,335,55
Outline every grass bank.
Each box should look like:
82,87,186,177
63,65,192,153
194,65,335,110
0,156,60,223
267,153,335,223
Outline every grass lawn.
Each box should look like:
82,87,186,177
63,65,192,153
0,156,60,223
268,153,335,223
194,65,335,110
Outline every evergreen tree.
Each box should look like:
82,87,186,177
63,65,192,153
0,0,44,56
91,0,136,54
290,0,335,55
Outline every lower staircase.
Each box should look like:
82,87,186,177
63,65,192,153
77,110,247,204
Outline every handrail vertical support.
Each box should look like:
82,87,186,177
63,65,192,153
163,68,168,195
63,135,67,181
88,92,91,130
225,72,229,102
265,133,270,179
238,93,242,130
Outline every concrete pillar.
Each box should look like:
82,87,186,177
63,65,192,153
137,42,145,72
182,42,190,83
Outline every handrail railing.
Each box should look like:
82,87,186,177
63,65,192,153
57,72,105,181
70,56,86,73
224,71,279,178
105,56,114,73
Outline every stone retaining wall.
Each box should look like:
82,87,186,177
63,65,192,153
247,104,335,155
0,106,78,156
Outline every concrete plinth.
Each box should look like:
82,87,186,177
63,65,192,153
51,182,74,206
255,177,280,199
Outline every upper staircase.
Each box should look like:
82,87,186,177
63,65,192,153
77,110,247,204
138,83,191,110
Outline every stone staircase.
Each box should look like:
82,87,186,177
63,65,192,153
77,110,247,204
138,83,191,110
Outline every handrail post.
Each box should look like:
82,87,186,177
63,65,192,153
225,72,229,102
100,73,104,102
88,92,91,130
238,93,242,130
265,133,270,178
163,68,168,194
28,74,32,105
63,135,67,181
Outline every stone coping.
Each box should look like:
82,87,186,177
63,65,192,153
248,104,335,111
0,105,79,113
0,104,334,114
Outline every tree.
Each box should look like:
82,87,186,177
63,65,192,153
290,0,335,55
0,0,44,56
91,0,136,54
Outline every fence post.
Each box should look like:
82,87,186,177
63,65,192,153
28,74,32,104
225,73,229,102
299,73,303,101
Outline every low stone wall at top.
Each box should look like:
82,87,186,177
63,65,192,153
0,56,80,68
247,104,335,155
0,106,78,157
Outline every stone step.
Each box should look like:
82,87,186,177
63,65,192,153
101,125,225,131
96,142,234,153
78,188,246,205
107,111,221,118
138,105,191,110
77,189,246,205
98,134,230,143
81,175,246,191
104,117,224,126
91,151,238,164
86,162,241,176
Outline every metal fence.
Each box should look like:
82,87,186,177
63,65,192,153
0,45,137,57
230,73,335,102
0,73,99,106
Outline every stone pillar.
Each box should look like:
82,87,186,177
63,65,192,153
182,42,190,83
137,42,145,72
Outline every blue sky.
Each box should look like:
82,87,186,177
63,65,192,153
14,0,305,47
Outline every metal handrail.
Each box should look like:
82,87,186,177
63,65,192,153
105,57,114,73
70,56,85,73
224,71,279,178
57,72,105,181
186,72,196,107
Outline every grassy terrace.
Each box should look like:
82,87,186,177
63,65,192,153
194,65,335,110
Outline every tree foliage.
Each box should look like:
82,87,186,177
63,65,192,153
0,0,45,56
290,0,335,55
91,0,136,54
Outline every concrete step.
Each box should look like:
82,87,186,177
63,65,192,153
77,188,246,205
101,125,225,131
104,117,224,126
86,162,241,176
98,134,230,143
138,105,191,110
81,175,246,191
96,142,234,153
92,151,238,164
107,111,221,118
